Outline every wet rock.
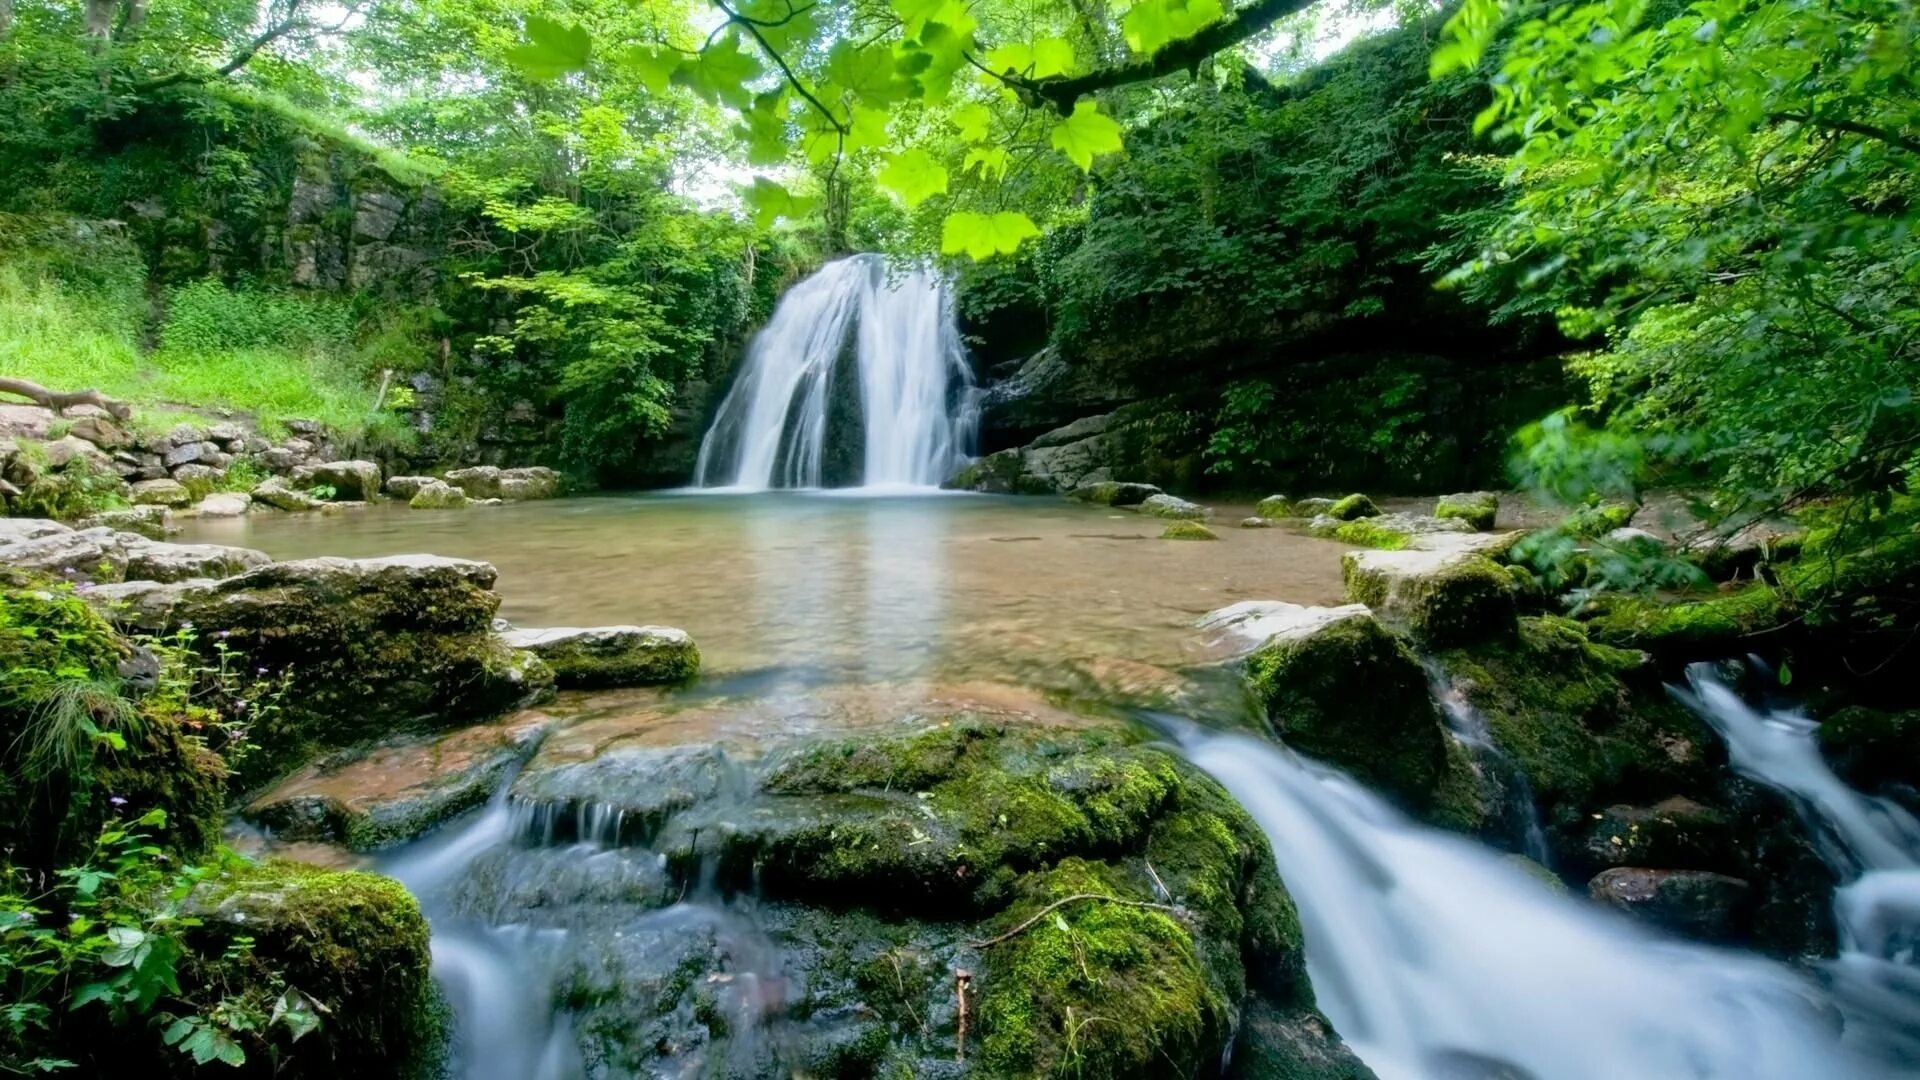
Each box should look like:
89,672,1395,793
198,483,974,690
193,491,252,517
88,555,552,785
408,478,469,509
1434,491,1500,531
1342,548,1518,646
1136,493,1209,520
1239,516,1272,529
944,449,1030,493
1244,607,1449,811
1328,493,1379,520
1162,520,1219,540
1588,867,1750,940
444,464,561,500
500,625,700,688
292,459,383,500
384,474,437,500
248,711,555,849
252,476,322,512
1200,600,1375,654
1066,480,1161,506
75,505,173,540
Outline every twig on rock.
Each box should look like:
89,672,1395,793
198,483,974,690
967,893,1181,949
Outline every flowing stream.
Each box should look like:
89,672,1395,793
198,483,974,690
693,254,976,490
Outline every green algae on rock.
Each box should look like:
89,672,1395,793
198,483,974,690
1342,549,1518,647
499,624,700,688
1327,494,1379,521
1163,520,1219,540
1433,491,1499,531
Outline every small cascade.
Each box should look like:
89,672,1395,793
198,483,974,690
1426,661,1552,865
694,254,977,490
1675,664,1920,1066
1174,723,1904,1080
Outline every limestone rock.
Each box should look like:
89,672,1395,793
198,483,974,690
500,625,700,688
118,535,271,583
1434,491,1500,531
384,475,437,500
292,460,383,501
1244,607,1448,810
445,464,561,501
44,436,112,470
1589,867,1750,940
164,440,223,468
251,476,321,512
75,506,173,540
1136,493,1210,520
247,711,555,850
0,518,74,545
1342,548,1519,646
131,478,192,507
1162,520,1219,540
169,463,224,488
408,479,469,509
0,526,128,581
192,492,252,517
1066,480,1161,507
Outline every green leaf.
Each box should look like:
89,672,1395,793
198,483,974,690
939,211,1040,260
876,149,949,207
1432,0,1506,77
1778,660,1793,686
741,177,820,228
826,41,911,107
70,982,118,1011
844,104,890,153
963,145,1010,179
951,103,992,142
1031,37,1076,79
905,20,974,100
506,15,591,80
676,33,763,108
1123,0,1222,56
736,91,790,166
1050,100,1124,171
623,46,681,96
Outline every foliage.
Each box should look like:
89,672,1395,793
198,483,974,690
1438,0,1920,561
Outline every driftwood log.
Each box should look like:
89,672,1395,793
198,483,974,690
0,377,133,420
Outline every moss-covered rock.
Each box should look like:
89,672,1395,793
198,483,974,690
185,862,441,1077
1342,549,1518,646
87,555,554,789
1162,520,1219,540
1254,494,1295,519
1136,493,1210,519
407,478,469,509
944,449,1031,493
499,624,699,688
1245,609,1449,811
1327,494,1378,521
1067,480,1162,506
1817,706,1920,801
1565,501,1634,538
1433,491,1499,531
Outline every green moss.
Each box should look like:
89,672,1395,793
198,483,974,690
1327,494,1379,521
1246,614,1447,810
407,485,468,509
1322,519,1412,549
1565,502,1634,538
1343,553,1518,646
1583,584,1783,654
1254,495,1294,519
526,633,699,689
1817,706,1920,794
977,858,1232,1079
1433,491,1498,531
1162,520,1219,540
189,861,441,1077
1436,616,1705,838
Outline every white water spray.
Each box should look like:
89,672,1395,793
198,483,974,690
1177,726,1906,1080
694,254,976,490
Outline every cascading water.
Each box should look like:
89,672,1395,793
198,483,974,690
1675,663,1920,1067
1174,722,1914,1080
694,254,976,490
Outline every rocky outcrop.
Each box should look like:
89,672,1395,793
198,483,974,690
383,475,437,499
87,554,554,785
291,460,383,501
499,625,700,688
1342,547,1518,646
1434,491,1500,531
0,520,269,584
407,478,469,508
444,465,561,500
1066,480,1161,506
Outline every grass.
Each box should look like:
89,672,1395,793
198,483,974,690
0,262,409,442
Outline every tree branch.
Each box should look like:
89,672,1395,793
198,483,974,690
133,0,351,93
711,0,846,133
1771,111,1920,159
989,0,1317,111
0,378,132,420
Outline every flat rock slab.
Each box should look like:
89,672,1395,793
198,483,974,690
1198,600,1375,654
500,625,699,688
0,521,267,584
247,711,556,850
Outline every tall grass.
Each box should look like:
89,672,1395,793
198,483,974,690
0,255,413,443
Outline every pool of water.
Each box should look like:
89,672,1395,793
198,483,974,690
179,491,1350,707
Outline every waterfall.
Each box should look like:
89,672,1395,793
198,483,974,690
694,254,976,490
1174,723,1910,1080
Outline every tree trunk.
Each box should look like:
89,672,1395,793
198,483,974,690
83,0,117,41
0,0,14,38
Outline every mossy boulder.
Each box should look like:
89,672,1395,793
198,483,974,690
290,460,383,501
383,475,437,500
87,555,554,788
184,862,441,1077
1245,609,1449,811
1253,494,1295,519
1342,549,1518,646
407,478,469,509
1327,494,1378,521
1817,706,1920,802
944,449,1031,493
1564,501,1635,538
1433,491,1499,531
1067,480,1161,506
499,625,700,688
1136,493,1209,520
1162,520,1219,541
1434,616,1711,854
445,465,561,501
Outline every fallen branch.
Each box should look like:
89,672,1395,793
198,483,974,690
0,377,132,420
967,894,1181,949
